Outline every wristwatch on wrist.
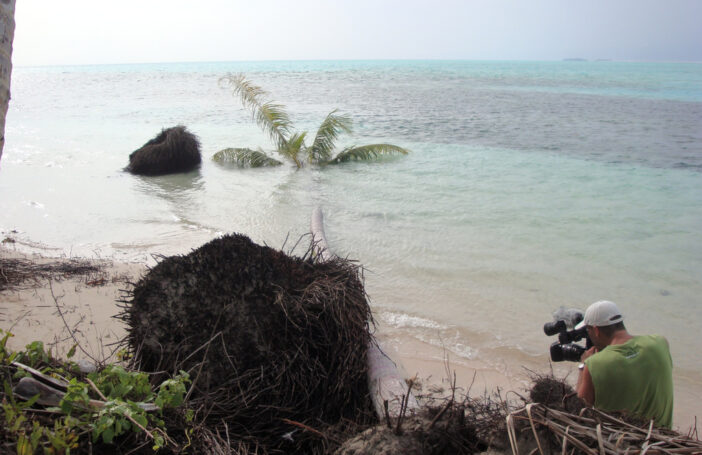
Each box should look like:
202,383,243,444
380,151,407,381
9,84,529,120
578,362,585,371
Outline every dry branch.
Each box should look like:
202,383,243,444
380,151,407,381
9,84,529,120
507,403,702,455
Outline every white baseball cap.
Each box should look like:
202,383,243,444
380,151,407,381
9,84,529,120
575,300,624,330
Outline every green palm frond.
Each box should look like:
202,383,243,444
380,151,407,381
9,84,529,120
220,74,292,150
328,144,410,164
308,110,353,163
212,147,282,168
220,74,266,108
256,102,292,150
278,132,308,168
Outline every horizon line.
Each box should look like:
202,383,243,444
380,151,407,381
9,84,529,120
13,57,702,69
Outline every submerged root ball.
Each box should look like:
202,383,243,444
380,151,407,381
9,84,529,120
126,125,201,175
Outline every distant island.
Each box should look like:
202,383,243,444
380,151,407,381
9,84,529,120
563,58,587,61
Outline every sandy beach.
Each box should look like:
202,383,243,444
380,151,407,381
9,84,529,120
0,242,141,362
1,240,699,434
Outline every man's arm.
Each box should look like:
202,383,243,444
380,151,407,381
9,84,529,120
576,365,595,405
576,346,597,406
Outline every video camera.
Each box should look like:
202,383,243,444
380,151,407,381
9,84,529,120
543,307,592,362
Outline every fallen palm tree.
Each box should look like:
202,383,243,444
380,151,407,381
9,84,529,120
310,207,420,420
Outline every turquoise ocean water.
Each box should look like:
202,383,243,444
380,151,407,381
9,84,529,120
1,60,701,416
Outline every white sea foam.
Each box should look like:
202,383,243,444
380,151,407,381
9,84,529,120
379,311,447,330
26,201,44,209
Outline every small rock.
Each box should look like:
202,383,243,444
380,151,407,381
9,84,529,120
75,359,97,373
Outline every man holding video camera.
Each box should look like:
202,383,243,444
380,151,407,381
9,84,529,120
575,300,673,428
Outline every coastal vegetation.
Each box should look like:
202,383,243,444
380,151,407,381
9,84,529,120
213,74,409,168
0,329,190,453
1,248,700,453
3,332,698,454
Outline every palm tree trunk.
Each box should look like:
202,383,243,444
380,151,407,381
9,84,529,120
0,0,16,164
311,207,420,419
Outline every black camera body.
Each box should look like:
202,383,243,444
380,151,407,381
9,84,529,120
543,309,592,362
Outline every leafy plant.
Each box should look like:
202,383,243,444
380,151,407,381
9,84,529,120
88,364,153,402
15,340,49,368
81,368,189,447
3,380,81,454
59,378,91,416
215,74,410,168
155,371,189,409
0,328,18,365
92,400,148,444
1,336,192,453
44,417,81,454
3,381,39,432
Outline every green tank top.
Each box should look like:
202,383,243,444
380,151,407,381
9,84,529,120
584,335,673,428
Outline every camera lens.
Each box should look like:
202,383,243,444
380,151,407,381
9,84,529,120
550,341,566,362
550,342,586,362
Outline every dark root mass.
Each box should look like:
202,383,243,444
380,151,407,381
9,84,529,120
126,125,201,176
120,234,376,453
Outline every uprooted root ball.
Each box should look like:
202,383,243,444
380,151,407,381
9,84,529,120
120,234,376,453
126,125,201,175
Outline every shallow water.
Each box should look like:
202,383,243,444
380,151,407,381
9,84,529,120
1,60,701,414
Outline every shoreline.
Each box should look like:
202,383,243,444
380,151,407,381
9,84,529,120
378,325,701,433
1,242,699,433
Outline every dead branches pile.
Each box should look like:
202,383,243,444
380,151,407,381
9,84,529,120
335,383,518,455
120,234,376,453
528,370,585,414
507,403,702,455
338,370,701,455
0,256,104,292
336,373,700,455
503,373,701,454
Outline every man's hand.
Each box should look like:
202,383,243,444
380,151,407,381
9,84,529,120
580,346,598,362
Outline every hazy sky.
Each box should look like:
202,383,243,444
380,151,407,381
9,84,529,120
12,0,702,66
